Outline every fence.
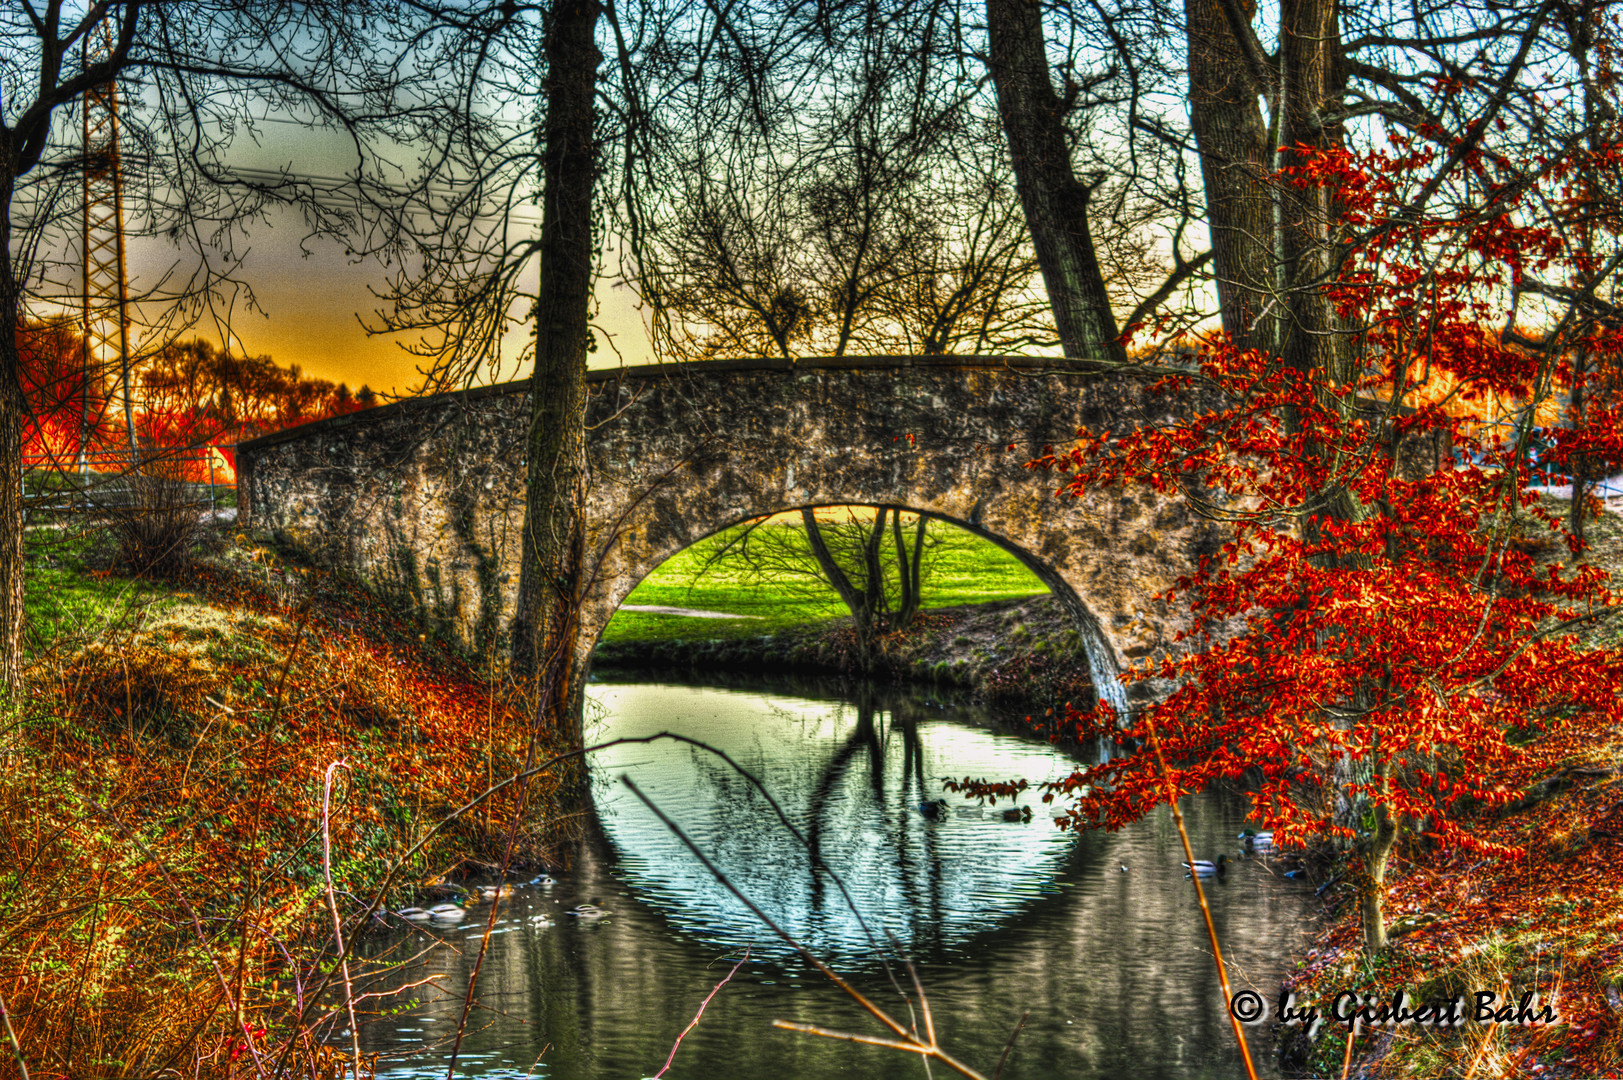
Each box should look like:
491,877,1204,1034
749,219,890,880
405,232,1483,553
22,446,236,521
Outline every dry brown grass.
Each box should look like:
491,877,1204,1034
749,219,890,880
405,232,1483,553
0,539,567,1079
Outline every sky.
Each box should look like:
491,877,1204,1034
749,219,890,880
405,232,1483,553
27,10,1051,399
185,208,657,397
33,61,659,400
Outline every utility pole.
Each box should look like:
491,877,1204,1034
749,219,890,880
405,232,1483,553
80,22,137,470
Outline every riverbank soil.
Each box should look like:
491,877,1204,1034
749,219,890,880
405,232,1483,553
1274,499,1623,1079
0,523,565,1076
595,594,1098,711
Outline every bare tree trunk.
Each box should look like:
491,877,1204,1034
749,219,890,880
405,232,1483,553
511,0,600,746
1276,0,1351,386
0,163,24,700
860,505,887,630
1273,0,1369,545
1570,350,1588,542
891,510,926,629
984,0,1124,364
1186,0,1276,353
802,507,887,668
1566,1,1604,545
1187,0,1346,376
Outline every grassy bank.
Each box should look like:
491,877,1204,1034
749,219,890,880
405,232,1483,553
2,525,565,1078
600,518,1048,644
595,519,1107,710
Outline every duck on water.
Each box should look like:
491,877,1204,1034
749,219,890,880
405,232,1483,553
1182,854,1229,876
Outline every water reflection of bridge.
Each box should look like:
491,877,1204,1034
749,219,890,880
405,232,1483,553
595,678,1081,963
361,677,1316,1080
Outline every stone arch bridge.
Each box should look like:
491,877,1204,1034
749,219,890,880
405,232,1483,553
239,356,1224,710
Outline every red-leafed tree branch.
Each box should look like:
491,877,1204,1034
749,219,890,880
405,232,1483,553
1016,133,1623,955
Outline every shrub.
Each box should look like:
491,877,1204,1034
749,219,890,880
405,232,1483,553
104,470,206,577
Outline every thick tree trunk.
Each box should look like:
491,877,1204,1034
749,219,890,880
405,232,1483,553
1276,0,1351,386
1272,0,1368,546
0,163,24,701
1186,0,1276,353
510,0,600,745
985,0,1124,364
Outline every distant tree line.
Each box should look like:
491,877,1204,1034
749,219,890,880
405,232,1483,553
17,320,374,477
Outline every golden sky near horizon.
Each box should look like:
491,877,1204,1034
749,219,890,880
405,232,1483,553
162,215,657,396
87,106,660,396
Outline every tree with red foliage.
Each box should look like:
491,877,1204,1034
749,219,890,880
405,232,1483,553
1017,134,1623,956
134,339,373,477
16,320,109,461
17,328,374,483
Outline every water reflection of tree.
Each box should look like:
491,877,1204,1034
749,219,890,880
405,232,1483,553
806,685,884,914
793,688,956,954
592,678,1092,965
362,680,1313,1078
892,699,946,952
360,792,1306,1080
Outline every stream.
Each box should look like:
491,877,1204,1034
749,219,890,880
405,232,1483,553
357,672,1318,1079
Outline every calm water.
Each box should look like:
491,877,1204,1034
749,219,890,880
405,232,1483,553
357,674,1317,1079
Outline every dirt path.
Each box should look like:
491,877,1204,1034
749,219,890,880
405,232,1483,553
619,604,762,619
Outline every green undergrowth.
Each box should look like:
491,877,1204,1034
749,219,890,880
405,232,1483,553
23,527,182,652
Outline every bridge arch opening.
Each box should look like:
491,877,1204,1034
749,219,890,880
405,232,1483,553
594,502,1127,716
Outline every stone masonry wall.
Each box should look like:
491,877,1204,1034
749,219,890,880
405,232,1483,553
240,357,1242,709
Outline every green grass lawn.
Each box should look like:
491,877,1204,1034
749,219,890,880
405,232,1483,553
601,517,1048,643
21,527,184,657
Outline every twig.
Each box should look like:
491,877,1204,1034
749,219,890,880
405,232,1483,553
1142,713,1259,1080
0,990,29,1080
654,949,751,1078
233,599,314,1061
906,958,937,1051
992,1011,1028,1080
83,799,271,1080
771,1020,955,1054
321,760,363,1071
622,776,990,1080
447,644,564,1080
277,730,922,1075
